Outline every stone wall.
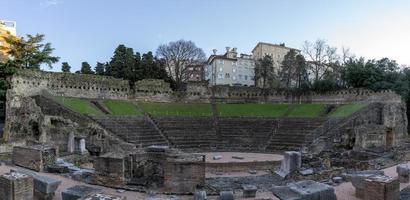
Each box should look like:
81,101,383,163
9,69,130,100
8,69,402,104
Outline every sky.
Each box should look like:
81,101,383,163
1,0,410,72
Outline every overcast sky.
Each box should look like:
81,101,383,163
1,0,410,71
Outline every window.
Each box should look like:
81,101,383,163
218,60,224,64
219,67,223,72
232,61,237,66
238,75,242,80
225,73,230,78
233,68,236,73
233,76,236,80
250,76,254,81
244,75,248,80
218,73,224,79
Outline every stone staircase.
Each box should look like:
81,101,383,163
217,118,275,152
265,118,328,151
92,116,168,147
154,117,218,151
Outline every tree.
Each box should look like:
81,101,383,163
156,39,206,90
255,55,276,89
140,52,169,80
80,62,94,74
1,34,59,69
94,62,105,75
107,45,138,83
61,62,71,72
303,39,339,82
280,50,298,89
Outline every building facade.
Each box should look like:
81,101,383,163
252,42,300,74
0,20,17,62
205,47,255,86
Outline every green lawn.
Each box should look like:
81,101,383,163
287,104,326,118
139,102,213,117
103,100,142,116
330,103,367,117
54,97,103,116
217,104,289,117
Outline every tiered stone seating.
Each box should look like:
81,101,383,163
154,117,218,151
266,118,328,151
217,118,275,151
92,116,168,147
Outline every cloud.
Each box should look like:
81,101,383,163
40,0,62,7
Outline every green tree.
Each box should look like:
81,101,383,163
61,62,71,72
1,34,59,69
280,50,298,89
107,44,136,80
80,62,94,74
255,55,276,89
140,51,168,80
94,62,105,75
156,39,206,90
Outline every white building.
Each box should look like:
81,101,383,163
205,47,255,86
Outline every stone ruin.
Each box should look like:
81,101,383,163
91,145,205,194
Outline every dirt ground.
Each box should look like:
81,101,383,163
1,161,409,200
201,152,283,163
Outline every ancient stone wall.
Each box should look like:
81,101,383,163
8,69,402,104
9,69,130,100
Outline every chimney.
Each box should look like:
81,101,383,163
212,49,217,55
225,47,230,53
232,47,237,53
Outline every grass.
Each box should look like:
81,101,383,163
287,104,326,118
217,104,289,117
54,97,103,116
330,103,368,117
139,102,213,117
103,100,142,116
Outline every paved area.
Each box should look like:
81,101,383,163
1,161,410,200
201,152,283,163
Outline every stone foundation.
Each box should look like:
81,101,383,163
0,171,34,200
364,175,399,200
12,145,57,172
91,153,126,187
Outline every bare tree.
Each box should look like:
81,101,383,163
156,39,206,90
302,39,339,82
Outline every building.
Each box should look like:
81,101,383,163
252,42,300,74
205,47,255,86
187,63,205,82
0,20,17,62
252,42,300,88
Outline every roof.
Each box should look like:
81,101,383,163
207,54,237,64
252,42,300,53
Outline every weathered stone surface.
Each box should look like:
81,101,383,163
91,153,125,187
147,145,169,152
346,170,384,198
396,164,410,183
193,190,206,200
299,168,314,176
62,185,102,200
213,155,222,160
364,175,399,200
332,176,343,184
0,171,34,200
272,180,336,200
12,145,57,172
219,191,234,200
242,184,257,198
275,151,301,178
400,186,410,200
79,193,126,200
163,154,205,193
232,156,244,160
33,174,61,194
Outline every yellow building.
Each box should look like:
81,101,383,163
0,20,17,62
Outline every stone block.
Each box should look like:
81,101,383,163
79,193,126,200
364,175,399,200
299,168,314,176
194,190,206,200
219,191,234,200
12,145,57,172
213,155,222,160
232,156,244,160
242,184,257,198
271,180,336,200
0,171,34,200
400,186,410,200
346,170,384,198
163,154,205,194
275,151,301,178
62,185,102,200
91,153,125,187
396,164,410,183
147,145,169,152
33,174,62,194
34,189,54,200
